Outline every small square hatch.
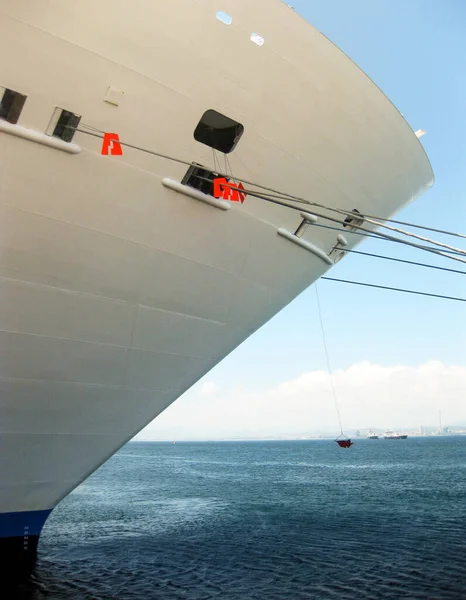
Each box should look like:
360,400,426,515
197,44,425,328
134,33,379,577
0,87,27,124
47,107,81,143
182,163,223,196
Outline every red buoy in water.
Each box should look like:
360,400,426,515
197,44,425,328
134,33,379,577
336,439,353,448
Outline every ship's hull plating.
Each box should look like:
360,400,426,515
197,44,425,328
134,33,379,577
0,0,433,578
0,511,51,578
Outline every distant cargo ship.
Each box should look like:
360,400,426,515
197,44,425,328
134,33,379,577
384,430,408,439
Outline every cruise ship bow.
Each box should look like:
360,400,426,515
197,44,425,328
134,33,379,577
0,0,433,581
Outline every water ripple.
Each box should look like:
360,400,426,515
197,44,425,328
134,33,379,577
10,438,466,600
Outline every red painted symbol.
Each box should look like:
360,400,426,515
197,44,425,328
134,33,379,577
213,178,246,203
101,133,123,155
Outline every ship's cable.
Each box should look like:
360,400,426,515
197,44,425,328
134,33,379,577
258,190,466,256
356,216,466,241
65,127,466,305
227,185,466,258
225,153,234,180
290,220,466,258
339,249,466,276
321,277,466,303
212,149,220,175
196,175,466,261
70,125,466,248
192,172,466,254
315,284,344,436
216,183,466,265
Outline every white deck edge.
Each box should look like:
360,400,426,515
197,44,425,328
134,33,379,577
0,121,81,154
277,228,334,265
162,178,231,211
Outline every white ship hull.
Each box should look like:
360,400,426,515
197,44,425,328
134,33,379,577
0,0,432,577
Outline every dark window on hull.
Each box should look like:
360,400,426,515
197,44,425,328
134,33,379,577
194,109,244,154
182,163,226,196
51,109,81,142
0,88,27,124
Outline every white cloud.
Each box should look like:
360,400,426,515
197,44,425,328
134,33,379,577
134,361,466,440
199,381,218,395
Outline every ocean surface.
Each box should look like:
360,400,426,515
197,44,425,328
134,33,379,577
15,437,466,600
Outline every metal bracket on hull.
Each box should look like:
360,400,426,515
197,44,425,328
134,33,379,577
0,121,81,154
277,228,334,265
328,233,349,263
280,212,349,265
162,178,231,211
294,212,318,238
278,210,334,265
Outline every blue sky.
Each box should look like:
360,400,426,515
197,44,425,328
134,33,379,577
137,0,465,439
213,0,466,385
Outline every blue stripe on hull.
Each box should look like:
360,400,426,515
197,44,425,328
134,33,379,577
0,510,52,538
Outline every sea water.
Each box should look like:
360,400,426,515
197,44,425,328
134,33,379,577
15,437,466,599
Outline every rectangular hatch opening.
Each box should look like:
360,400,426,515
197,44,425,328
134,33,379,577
47,107,81,143
0,87,27,124
182,163,227,197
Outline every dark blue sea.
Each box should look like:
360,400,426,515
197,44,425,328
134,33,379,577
19,437,466,599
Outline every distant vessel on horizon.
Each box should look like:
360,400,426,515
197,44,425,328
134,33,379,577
367,431,379,439
384,430,408,439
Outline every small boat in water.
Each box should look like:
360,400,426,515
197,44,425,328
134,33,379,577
367,431,379,439
336,439,354,448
